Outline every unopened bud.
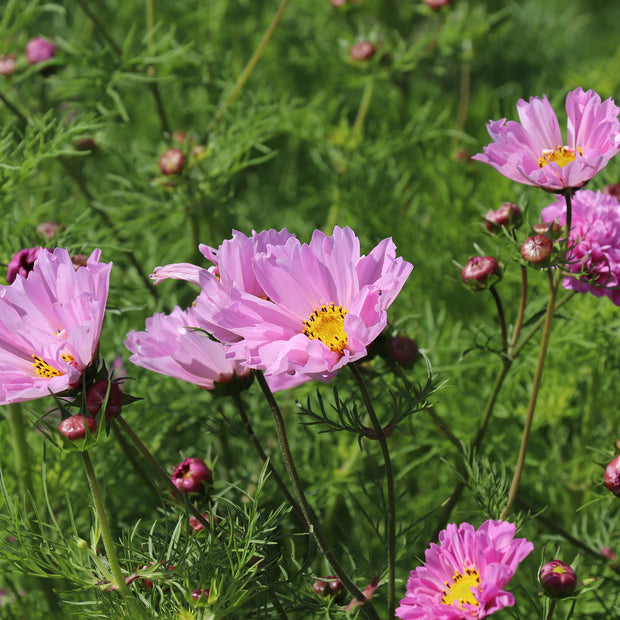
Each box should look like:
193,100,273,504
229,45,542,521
424,0,453,9
86,379,123,421
172,457,212,495
390,335,419,366
461,256,501,290
36,221,61,240
158,148,186,175
25,37,56,65
59,415,97,441
521,235,553,265
0,54,17,76
313,576,344,601
604,455,620,497
604,183,620,201
191,588,210,603
539,560,577,599
350,41,376,62
484,202,522,233
532,221,562,238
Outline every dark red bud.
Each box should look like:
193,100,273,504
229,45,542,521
461,256,501,289
604,455,620,497
539,560,577,599
521,235,553,264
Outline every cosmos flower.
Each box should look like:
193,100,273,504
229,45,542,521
0,248,111,405
124,305,250,390
6,247,44,284
200,226,412,385
473,88,620,192
541,189,620,304
395,520,533,619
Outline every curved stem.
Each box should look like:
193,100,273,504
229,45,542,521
490,285,507,352
350,363,396,616
501,268,559,519
254,372,379,620
231,392,305,523
81,451,146,618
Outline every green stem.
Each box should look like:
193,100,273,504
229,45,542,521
255,372,379,620
231,392,305,523
145,0,170,135
545,599,557,620
501,268,559,519
351,79,374,140
114,416,211,531
73,0,123,57
6,403,35,502
350,363,396,616
210,0,290,129
81,451,146,618
508,266,528,357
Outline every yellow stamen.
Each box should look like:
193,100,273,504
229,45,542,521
538,145,582,169
441,566,482,609
32,355,64,378
303,303,349,353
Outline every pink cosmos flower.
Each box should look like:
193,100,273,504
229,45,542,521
472,88,620,192
124,305,250,390
199,226,412,385
6,247,44,284
0,248,111,405
396,520,533,619
540,189,620,304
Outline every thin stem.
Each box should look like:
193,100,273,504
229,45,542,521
350,363,396,616
501,268,559,519
210,0,290,129
351,79,374,140
563,190,574,257
145,0,171,135
231,392,305,523
6,403,35,502
545,600,557,620
73,0,123,57
508,266,528,356
0,91,28,128
114,416,211,531
254,372,379,620
81,451,146,618
490,285,507,352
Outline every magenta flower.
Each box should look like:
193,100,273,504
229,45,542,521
172,457,212,494
395,520,533,619
541,189,620,304
6,247,44,284
473,88,620,192
124,305,250,390
25,37,56,65
0,248,111,405
199,226,412,385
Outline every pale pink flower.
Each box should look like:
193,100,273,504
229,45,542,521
396,520,533,619
200,226,412,385
541,189,620,304
0,248,111,405
473,88,620,192
124,305,250,390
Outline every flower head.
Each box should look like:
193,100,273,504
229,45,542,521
172,457,212,495
0,248,111,405
538,560,577,599
6,247,44,284
521,235,553,265
473,88,620,192
540,189,620,304
25,37,56,65
198,226,412,386
396,519,533,619
604,454,620,497
124,305,250,390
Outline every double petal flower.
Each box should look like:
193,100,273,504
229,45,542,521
0,248,111,405
473,88,620,192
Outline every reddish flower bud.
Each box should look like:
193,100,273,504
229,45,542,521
71,254,89,269
538,560,577,599
424,0,453,9
59,415,97,441
601,546,617,562
521,235,553,265
0,54,17,76
172,457,212,494
6,247,44,284
604,183,620,201
313,576,344,600
532,221,562,238
75,137,97,152
188,513,216,533
158,148,185,175
36,222,61,240
86,379,123,421
350,41,376,62
331,0,347,5
137,562,174,589
484,202,522,233
461,256,501,289
191,588,209,602
25,37,56,65
604,455,620,497
390,335,419,365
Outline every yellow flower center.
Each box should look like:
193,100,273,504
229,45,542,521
303,303,349,353
441,566,482,609
538,145,582,169
32,353,75,378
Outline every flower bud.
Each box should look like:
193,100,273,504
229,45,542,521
604,454,620,497
59,415,97,441
538,560,577,599
532,221,562,238
461,256,501,290
191,588,210,603
36,221,61,240
484,202,522,233
424,0,453,9
25,37,56,74
350,41,376,62
390,335,419,366
313,576,344,601
188,513,216,533
158,148,185,175
75,137,97,152
172,457,212,495
521,235,553,265
0,54,16,76
604,183,620,201
6,247,44,284
86,379,123,421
